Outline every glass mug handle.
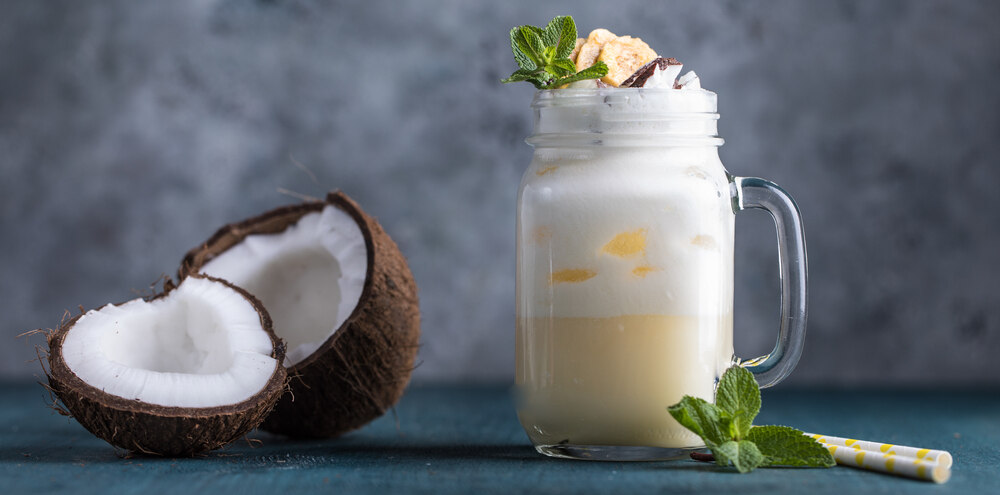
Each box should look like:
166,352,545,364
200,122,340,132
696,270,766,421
729,176,808,388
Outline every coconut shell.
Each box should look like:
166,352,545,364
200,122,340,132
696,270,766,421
45,275,287,456
179,191,420,438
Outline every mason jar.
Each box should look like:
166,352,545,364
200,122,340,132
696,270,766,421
515,88,808,461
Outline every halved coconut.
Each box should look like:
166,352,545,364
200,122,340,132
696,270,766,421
46,275,286,456
179,191,420,438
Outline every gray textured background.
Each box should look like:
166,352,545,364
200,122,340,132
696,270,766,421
2,0,998,385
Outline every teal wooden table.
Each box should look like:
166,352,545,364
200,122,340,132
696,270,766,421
2,383,997,494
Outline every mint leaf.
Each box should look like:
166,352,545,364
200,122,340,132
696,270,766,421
668,365,835,473
509,25,547,70
509,27,535,70
502,16,610,89
738,441,765,472
716,366,761,439
547,58,578,77
519,26,547,67
667,396,731,448
501,68,543,84
714,440,765,473
549,61,608,87
542,15,577,59
747,426,836,467
712,441,735,467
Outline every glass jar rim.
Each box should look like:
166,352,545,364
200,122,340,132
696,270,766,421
532,87,718,113
529,88,723,147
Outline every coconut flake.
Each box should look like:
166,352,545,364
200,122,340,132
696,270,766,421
622,57,683,88
675,70,701,90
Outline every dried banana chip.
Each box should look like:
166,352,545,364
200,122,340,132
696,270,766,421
575,28,618,71
598,36,658,87
568,38,585,63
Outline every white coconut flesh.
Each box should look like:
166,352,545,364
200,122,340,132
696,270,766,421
199,205,367,366
60,276,279,408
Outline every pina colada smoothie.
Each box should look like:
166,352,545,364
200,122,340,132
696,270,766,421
511,18,809,461
513,23,734,453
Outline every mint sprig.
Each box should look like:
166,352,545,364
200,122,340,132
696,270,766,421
668,366,835,473
501,15,608,89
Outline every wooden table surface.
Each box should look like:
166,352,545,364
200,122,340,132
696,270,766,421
2,382,997,494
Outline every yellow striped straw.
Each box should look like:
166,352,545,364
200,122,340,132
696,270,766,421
822,444,950,483
803,433,952,469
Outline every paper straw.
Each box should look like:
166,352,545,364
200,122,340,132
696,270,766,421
822,444,950,484
803,433,952,469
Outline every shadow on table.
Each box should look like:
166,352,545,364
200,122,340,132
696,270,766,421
3,440,721,473
0,444,127,465
2,443,529,465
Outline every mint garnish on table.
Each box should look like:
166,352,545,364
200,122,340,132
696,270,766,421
501,15,608,89
668,366,836,473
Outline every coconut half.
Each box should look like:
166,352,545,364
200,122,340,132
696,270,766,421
180,191,420,438
46,275,287,456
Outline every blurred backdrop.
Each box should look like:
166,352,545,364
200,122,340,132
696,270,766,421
2,0,998,385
